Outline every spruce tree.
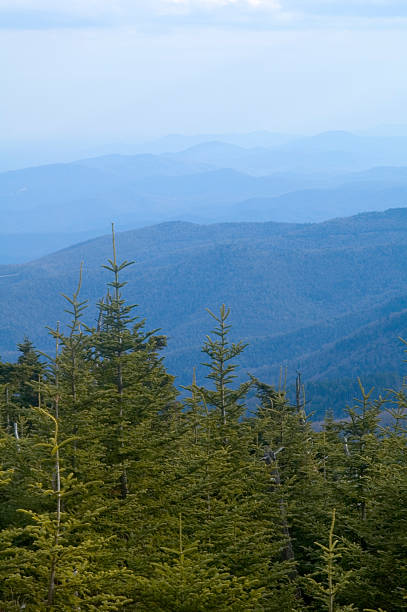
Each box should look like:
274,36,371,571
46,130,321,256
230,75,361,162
179,307,302,610
0,405,133,610
134,514,265,611
303,509,356,612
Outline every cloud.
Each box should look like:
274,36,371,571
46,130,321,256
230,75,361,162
0,0,406,29
163,0,281,7
0,0,292,31
0,0,281,14
283,0,407,18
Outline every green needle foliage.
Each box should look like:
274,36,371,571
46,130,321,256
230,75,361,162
135,514,264,611
1,233,407,610
303,509,355,612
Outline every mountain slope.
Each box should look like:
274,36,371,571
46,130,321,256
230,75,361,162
232,183,407,223
2,210,407,412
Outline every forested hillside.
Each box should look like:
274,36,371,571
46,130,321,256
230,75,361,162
1,230,406,610
1,209,407,417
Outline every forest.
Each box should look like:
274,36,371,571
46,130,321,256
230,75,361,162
0,229,406,611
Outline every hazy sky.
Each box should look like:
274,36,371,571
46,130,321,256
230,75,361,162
1,0,407,148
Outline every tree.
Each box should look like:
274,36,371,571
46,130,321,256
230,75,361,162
135,514,265,611
200,305,251,429
303,509,356,612
0,394,132,609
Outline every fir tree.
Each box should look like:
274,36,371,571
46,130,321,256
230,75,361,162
200,305,251,428
303,509,356,612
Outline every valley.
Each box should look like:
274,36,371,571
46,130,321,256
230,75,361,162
2,208,407,417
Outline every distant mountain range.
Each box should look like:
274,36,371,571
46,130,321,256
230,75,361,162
164,131,407,174
4,126,407,171
2,208,407,418
4,128,407,263
3,128,407,416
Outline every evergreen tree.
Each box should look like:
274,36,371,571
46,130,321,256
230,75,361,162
91,224,176,500
135,514,265,611
303,509,356,612
0,406,132,610
179,308,302,610
13,337,44,409
200,305,251,429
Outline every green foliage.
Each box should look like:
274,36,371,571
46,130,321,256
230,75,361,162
303,509,355,612
200,305,251,426
1,235,407,611
135,515,264,611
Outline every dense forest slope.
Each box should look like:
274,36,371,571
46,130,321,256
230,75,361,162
1,208,407,418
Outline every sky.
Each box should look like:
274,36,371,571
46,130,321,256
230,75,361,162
0,0,407,163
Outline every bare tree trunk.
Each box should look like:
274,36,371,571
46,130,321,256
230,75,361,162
263,448,300,595
13,420,21,453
